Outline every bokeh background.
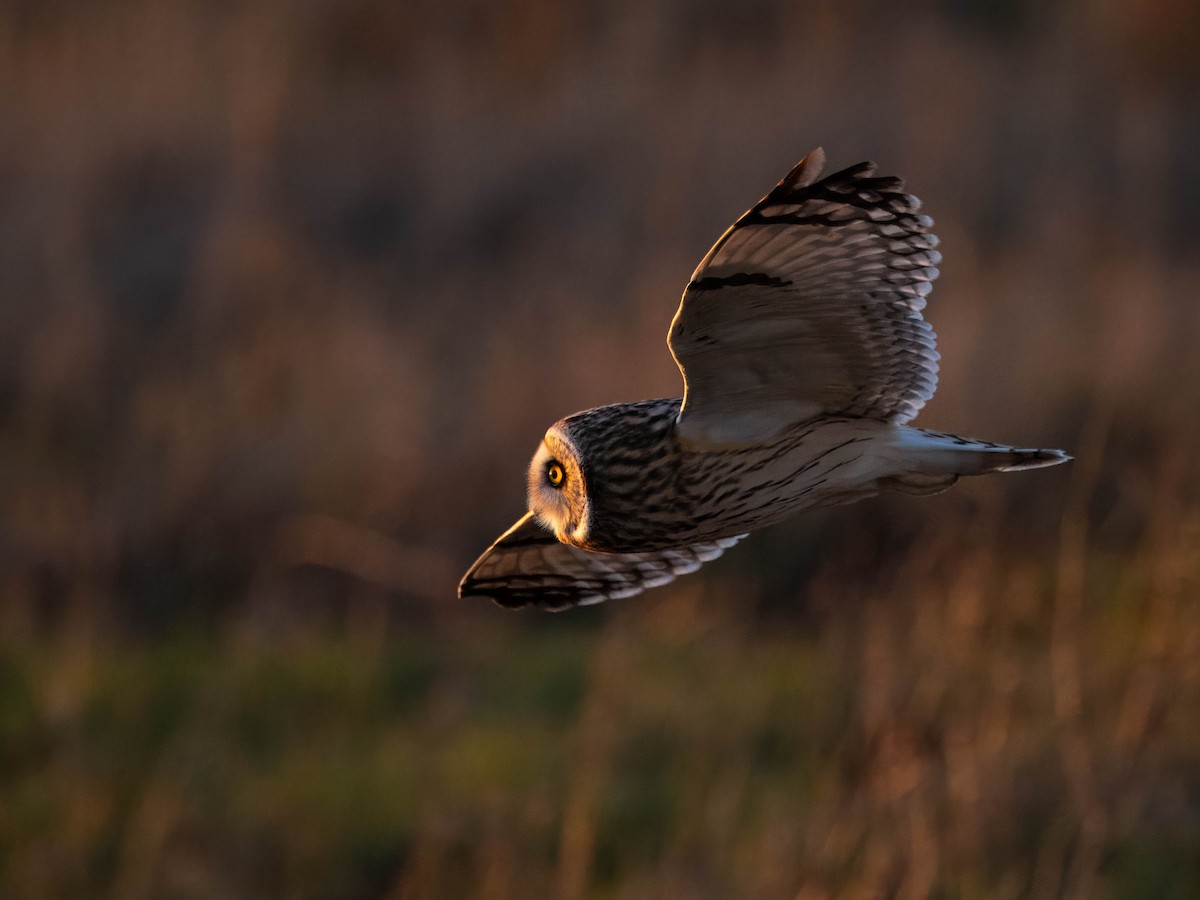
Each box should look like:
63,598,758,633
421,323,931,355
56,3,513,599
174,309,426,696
3,0,1200,897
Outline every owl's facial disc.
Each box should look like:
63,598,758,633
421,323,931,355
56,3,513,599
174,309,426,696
527,431,589,545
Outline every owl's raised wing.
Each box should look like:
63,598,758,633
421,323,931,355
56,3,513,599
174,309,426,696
459,513,744,611
669,149,941,445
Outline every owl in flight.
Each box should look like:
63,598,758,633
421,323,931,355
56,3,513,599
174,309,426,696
459,149,1070,610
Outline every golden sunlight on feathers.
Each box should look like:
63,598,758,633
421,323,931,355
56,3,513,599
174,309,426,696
461,152,1068,609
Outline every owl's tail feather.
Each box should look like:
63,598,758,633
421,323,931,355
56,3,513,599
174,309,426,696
883,427,1071,495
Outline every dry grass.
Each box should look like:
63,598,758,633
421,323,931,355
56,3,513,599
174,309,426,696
4,473,1199,897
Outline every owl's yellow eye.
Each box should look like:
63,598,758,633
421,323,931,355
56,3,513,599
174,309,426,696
546,463,565,487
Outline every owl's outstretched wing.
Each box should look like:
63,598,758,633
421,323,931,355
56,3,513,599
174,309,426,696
669,148,941,445
458,513,744,611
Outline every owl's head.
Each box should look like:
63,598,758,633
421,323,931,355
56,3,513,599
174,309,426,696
527,427,590,546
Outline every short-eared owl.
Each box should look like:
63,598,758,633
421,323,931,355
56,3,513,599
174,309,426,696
459,149,1069,610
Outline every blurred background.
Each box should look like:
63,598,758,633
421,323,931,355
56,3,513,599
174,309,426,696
2,0,1199,897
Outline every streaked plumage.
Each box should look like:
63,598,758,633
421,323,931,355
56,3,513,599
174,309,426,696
459,149,1070,610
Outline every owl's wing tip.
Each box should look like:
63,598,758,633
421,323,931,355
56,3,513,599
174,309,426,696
458,583,534,609
783,147,826,190
456,561,487,601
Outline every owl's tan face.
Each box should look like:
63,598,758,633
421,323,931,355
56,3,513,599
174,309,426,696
527,429,589,546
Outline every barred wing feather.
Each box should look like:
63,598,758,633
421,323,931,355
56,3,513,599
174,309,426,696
458,513,744,610
669,148,942,445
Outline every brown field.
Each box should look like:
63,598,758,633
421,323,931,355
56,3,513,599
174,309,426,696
1,1,1199,897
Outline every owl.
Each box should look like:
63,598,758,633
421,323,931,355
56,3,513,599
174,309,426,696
459,149,1070,610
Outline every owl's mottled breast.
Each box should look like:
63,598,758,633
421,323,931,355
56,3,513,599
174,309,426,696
555,398,687,552
557,400,879,552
